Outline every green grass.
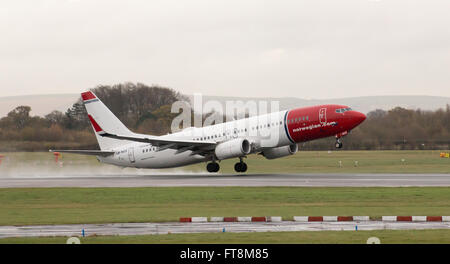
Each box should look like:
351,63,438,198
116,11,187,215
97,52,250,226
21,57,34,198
1,187,450,225
193,150,450,173
1,150,449,174
1,151,449,243
2,229,450,244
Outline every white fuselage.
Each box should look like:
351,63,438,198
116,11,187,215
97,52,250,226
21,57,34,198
99,110,291,168
75,91,366,171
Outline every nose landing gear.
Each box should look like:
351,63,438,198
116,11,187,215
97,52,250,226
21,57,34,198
335,131,348,149
234,157,247,173
335,138,343,149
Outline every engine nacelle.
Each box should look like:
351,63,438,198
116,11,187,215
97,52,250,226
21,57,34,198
262,144,298,160
215,138,251,160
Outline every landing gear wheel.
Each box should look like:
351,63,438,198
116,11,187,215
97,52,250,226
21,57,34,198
234,162,241,172
234,162,247,173
240,162,247,172
207,162,220,173
335,141,343,149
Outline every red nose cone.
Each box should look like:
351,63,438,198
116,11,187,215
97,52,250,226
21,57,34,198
355,111,366,124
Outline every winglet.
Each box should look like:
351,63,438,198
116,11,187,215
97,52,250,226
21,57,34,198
88,114,104,134
81,91,97,101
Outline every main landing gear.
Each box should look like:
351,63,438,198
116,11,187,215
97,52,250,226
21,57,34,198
206,157,248,173
206,162,220,173
234,157,247,173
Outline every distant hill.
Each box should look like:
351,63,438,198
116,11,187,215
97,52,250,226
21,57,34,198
189,95,450,114
0,94,79,117
1,93,450,117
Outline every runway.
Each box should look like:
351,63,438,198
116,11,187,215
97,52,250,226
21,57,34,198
1,173,450,188
1,221,450,238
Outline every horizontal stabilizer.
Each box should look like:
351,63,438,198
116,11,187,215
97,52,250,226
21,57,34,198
49,150,115,157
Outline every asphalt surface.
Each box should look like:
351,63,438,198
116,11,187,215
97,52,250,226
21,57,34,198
1,173,450,187
1,221,450,239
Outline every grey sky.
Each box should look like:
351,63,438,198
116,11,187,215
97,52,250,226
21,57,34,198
1,0,449,99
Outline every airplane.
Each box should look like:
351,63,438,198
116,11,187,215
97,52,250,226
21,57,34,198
50,91,366,173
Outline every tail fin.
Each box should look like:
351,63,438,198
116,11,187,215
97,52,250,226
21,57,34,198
82,91,133,150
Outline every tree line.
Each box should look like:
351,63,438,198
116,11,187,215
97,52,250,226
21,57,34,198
302,106,450,150
0,83,185,151
0,82,449,151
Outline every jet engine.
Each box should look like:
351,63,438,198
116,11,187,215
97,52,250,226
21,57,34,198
215,138,251,160
261,144,298,160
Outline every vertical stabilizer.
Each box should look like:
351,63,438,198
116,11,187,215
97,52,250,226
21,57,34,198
81,91,133,150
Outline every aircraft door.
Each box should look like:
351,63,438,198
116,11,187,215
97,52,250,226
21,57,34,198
128,147,136,163
319,108,327,125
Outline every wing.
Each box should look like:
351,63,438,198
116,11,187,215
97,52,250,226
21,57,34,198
99,131,216,153
49,149,115,157
88,114,216,154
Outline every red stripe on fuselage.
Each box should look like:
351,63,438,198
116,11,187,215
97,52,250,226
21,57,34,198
285,105,356,143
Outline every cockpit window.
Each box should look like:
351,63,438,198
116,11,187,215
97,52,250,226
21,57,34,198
336,108,352,113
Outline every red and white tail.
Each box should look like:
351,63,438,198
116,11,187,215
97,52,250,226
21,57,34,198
81,91,134,150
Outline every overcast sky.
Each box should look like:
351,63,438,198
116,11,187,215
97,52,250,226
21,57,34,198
1,0,449,99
